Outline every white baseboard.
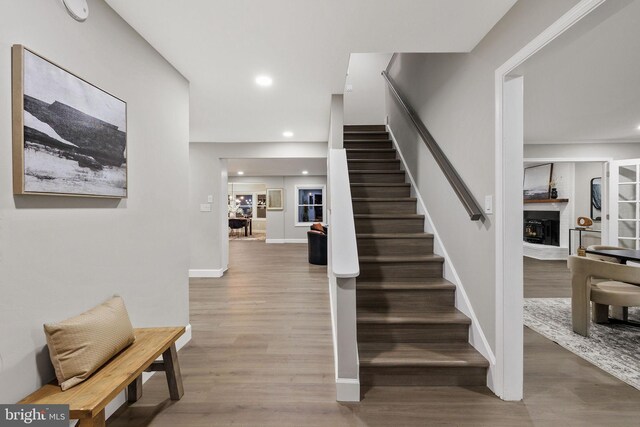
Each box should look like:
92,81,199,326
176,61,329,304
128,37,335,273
266,238,307,244
336,378,360,402
189,268,225,278
523,242,568,260
387,125,498,393
101,324,192,425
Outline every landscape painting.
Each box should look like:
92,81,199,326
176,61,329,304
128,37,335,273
523,163,553,200
12,45,127,197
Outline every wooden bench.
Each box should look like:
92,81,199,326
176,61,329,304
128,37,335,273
20,327,185,427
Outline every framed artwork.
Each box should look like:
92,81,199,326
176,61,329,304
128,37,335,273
12,45,127,198
266,188,284,210
523,163,553,200
590,177,602,221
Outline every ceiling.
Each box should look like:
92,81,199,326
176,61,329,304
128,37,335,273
518,0,640,144
227,158,326,176
106,0,517,143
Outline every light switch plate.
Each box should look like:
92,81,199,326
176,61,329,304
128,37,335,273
200,203,212,212
345,84,353,92
484,195,493,215
207,195,213,203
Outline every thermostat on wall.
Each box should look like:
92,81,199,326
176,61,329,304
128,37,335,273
62,0,89,22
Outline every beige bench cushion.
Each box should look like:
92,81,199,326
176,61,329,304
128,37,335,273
44,296,135,390
591,281,640,307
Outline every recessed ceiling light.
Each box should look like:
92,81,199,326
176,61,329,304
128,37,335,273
237,171,244,175
302,170,309,175
283,131,294,138
255,75,273,87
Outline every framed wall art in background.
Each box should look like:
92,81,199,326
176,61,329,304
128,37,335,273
12,45,127,198
523,163,553,200
266,188,283,210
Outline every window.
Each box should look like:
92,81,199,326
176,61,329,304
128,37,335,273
236,194,253,217
256,194,267,218
295,185,325,225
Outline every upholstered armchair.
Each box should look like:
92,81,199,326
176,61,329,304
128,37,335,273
567,255,640,336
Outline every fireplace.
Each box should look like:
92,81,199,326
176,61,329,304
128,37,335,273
523,211,560,246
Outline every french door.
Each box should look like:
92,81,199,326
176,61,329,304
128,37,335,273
609,159,640,249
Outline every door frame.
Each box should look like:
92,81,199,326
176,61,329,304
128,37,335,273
608,159,640,248
493,0,606,401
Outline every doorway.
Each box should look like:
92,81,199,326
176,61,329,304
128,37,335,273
496,0,640,400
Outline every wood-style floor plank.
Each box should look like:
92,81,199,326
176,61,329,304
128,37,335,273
107,242,640,426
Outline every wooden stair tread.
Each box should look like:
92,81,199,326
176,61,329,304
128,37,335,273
359,255,443,263
345,148,396,152
354,214,424,219
357,279,455,291
350,183,409,187
344,131,389,134
356,232,432,239
348,159,400,163
357,309,471,325
352,198,416,202
359,343,489,368
349,170,404,174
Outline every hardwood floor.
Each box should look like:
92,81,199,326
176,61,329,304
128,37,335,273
524,257,572,298
108,242,640,426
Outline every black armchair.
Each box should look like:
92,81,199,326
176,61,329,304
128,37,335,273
307,224,327,265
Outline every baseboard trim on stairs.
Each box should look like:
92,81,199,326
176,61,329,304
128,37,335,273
387,125,498,393
189,268,226,278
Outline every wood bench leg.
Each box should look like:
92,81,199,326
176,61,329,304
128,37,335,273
78,410,105,427
163,343,184,400
127,374,143,403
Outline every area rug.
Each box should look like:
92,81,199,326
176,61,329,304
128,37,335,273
524,298,640,390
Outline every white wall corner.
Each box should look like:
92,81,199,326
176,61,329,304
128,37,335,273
387,125,498,392
336,378,360,402
189,268,225,278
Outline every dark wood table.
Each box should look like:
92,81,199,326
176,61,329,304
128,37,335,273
585,248,640,264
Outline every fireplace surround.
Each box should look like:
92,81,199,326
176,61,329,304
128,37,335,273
523,211,560,247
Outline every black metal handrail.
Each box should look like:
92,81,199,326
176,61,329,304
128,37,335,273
382,71,484,221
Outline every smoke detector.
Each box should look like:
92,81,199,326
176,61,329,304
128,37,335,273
62,0,89,22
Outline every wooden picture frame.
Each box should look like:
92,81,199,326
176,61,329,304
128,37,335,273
12,45,127,198
266,188,284,210
523,163,553,200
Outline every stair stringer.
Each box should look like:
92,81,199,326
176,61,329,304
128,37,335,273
386,124,498,394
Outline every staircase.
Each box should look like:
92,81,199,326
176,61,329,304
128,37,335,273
344,124,489,389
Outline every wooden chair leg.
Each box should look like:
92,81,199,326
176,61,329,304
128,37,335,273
78,410,105,427
127,374,143,403
163,343,184,400
592,303,609,323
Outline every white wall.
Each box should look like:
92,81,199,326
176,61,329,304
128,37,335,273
344,53,393,125
0,0,190,403
524,142,640,160
189,142,327,273
385,0,581,351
